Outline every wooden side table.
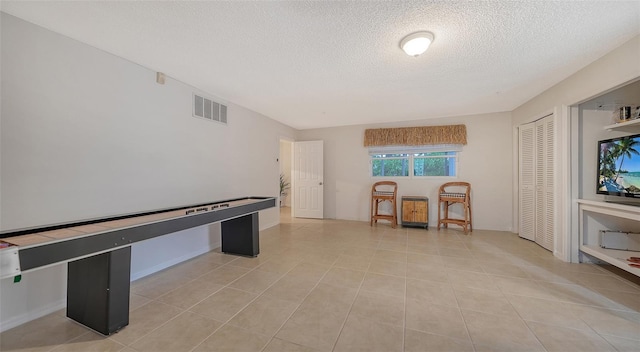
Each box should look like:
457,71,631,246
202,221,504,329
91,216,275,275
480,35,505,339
401,196,429,229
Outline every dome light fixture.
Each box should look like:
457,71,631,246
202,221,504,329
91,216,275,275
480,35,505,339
400,31,434,57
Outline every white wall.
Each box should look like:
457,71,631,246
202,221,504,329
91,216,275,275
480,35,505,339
0,13,295,331
297,112,513,231
512,36,640,127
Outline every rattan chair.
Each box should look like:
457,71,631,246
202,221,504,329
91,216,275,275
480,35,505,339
437,182,472,233
370,181,398,228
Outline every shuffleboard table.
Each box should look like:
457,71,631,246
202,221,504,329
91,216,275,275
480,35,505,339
0,196,276,335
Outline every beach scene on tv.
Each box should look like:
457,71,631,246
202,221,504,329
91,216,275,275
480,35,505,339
598,135,640,196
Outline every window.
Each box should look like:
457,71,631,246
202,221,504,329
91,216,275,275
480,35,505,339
413,152,457,176
370,146,459,178
372,154,409,177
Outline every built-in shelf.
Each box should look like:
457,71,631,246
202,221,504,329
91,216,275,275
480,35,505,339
578,199,640,276
581,245,640,275
604,118,640,132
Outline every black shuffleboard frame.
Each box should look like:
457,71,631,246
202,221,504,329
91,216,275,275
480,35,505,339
7,197,276,271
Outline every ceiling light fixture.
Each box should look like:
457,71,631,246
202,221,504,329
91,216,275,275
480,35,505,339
400,31,434,57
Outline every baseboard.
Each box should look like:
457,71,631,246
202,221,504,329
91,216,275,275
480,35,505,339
130,240,221,281
261,220,279,230
0,299,66,333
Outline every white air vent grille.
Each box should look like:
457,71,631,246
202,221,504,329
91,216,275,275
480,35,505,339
193,94,228,125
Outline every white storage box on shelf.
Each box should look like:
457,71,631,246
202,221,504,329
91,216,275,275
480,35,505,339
600,230,640,252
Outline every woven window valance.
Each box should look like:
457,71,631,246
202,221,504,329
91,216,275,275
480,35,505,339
364,124,467,147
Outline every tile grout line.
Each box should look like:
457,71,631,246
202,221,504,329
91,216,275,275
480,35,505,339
188,253,313,352
191,249,356,351
129,253,281,351
264,246,356,351
493,269,550,352
329,230,386,351
123,255,251,350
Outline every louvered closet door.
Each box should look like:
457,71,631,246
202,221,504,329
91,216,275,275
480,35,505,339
540,116,555,251
519,123,536,241
518,115,554,251
535,122,546,248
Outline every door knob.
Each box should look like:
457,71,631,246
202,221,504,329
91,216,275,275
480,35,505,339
319,182,323,185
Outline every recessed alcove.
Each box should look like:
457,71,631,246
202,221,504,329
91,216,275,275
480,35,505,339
573,79,640,275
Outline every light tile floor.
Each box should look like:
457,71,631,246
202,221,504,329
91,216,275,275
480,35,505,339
2,209,639,351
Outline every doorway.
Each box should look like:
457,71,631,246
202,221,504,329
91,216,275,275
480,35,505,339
292,140,324,219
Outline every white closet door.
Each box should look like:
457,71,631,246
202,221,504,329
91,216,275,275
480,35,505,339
519,114,555,251
541,116,555,251
519,123,536,241
535,121,546,248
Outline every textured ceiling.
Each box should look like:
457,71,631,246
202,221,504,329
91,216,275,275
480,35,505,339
2,1,639,129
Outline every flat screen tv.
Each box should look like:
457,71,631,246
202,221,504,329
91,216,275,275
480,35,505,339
597,133,640,203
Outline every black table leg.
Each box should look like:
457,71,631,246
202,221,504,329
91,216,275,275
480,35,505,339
67,247,131,335
221,213,260,257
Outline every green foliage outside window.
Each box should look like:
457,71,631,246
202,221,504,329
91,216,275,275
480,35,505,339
372,154,409,176
372,151,456,177
372,157,409,177
413,152,455,176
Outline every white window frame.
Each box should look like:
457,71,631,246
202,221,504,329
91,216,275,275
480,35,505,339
369,145,461,179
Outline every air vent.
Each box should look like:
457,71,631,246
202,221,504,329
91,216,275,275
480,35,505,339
193,94,228,125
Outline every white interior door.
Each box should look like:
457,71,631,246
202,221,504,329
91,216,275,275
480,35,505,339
519,122,536,241
537,115,555,251
293,140,324,219
518,115,555,250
